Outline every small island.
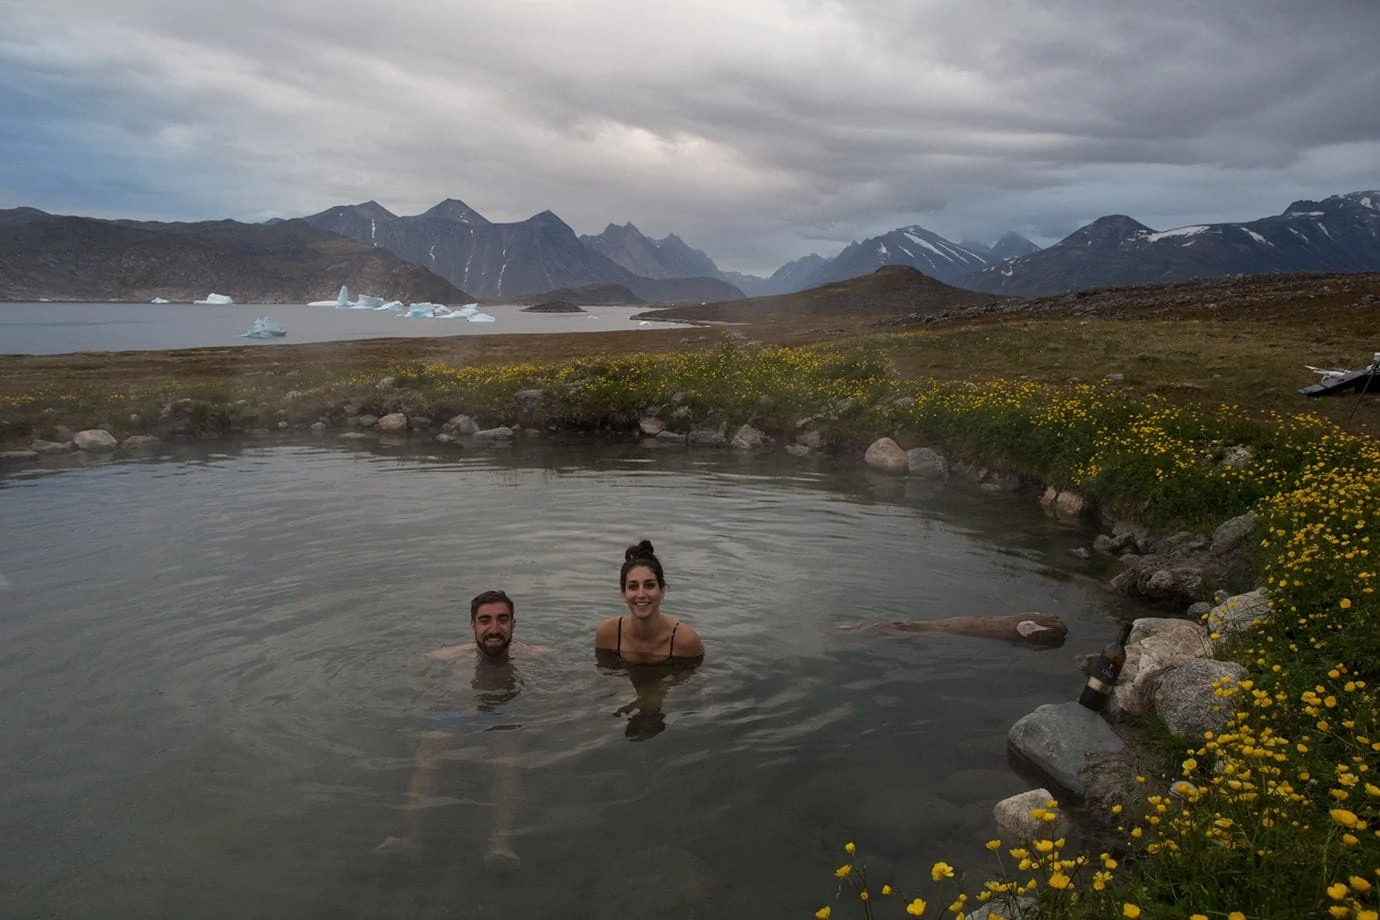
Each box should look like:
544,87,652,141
521,300,586,314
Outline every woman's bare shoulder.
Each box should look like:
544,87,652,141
594,616,621,647
673,621,705,657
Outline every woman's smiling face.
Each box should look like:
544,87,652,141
621,564,665,619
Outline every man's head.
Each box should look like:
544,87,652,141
470,589,516,659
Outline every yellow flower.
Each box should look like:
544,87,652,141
834,864,851,878
1341,598,1353,609
1229,913,1246,920
844,842,855,854
985,839,1001,851
881,885,892,896
1191,915,1209,920
931,861,955,882
1034,839,1055,853
1048,872,1071,890
906,897,928,917
1329,883,1349,900
815,907,832,920
860,890,870,902
1350,876,1372,893
1123,905,1141,918
1329,906,1349,919
1332,808,1361,828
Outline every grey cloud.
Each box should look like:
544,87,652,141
1,0,1376,274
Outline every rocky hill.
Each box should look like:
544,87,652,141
0,209,471,303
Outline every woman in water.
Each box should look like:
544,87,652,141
595,539,705,663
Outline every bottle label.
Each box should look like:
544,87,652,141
1086,676,1113,693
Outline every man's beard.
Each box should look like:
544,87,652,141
476,633,511,658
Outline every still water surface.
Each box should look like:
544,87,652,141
0,442,1143,918
0,302,691,355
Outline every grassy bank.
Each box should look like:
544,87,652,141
3,298,1379,918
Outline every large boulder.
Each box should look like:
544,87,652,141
1108,619,1215,718
1210,511,1256,556
73,429,118,452
688,428,728,448
1007,702,1127,799
639,416,665,436
729,425,764,450
29,439,73,455
1040,487,1088,519
473,426,514,442
1205,588,1272,639
864,437,908,473
1153,658,1246,740
446,414,480,436
377,412,408,433
906,447,948,479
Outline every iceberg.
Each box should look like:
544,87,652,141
150,297,170,304
308,285,350,307
404,304,437,318
467,312,496,323
353,294,386,309
377,300,404,311
195,293,235,304
242,316,287,338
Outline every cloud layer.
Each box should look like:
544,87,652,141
3,0,1377,274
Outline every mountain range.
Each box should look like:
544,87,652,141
0,209,471,304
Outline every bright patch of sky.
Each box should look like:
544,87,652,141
1,1,1377,275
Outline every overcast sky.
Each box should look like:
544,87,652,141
2,1,1377,275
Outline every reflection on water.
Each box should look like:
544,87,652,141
0,440,1149,918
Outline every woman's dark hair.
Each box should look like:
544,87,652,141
620,539,666,589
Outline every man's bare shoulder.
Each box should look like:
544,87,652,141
511,640,554,657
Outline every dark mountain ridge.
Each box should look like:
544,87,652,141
0,209,471,303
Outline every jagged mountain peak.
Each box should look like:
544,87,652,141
420,198,489,224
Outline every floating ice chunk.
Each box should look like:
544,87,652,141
588,314,599,320
404,304,437,318
467,312,496,323
308,285,350,307
377,300,403,311
352,294,386,309
150,297,170,304
195,293,235,304
637,320,653,326
242,316,287,338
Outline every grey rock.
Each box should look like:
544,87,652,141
276,421,289,430
906,447,948,479
355,414,379,429
1211,510,1256,556
688,428,728,448
433,433,460,445
993,788,1073,844
514,389,543,412
446,414,480,436
377,412,408,433
473,426,515,441
29,439,73,455
670,406,694,423
375,376,396,390
0,450,38,463
1153,658,1247,740
795,429,824,450
1041,487,1088,519
1186,601,1212,619
1205,588,1272,638
785,443,812,458
864,437,908,473
970,896,1037,920
1221,445,1255,469
120,435,162,451
638,416,665,436
310,422,327,435
656,430,687,444
729,424,763,450
1109,620,1215,718
339,431,370,441
73,429,118,452
410,416,432,430
1007,701,1127,798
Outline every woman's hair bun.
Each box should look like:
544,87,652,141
624,539,656,562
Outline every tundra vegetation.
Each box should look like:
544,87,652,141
2,275,1379,919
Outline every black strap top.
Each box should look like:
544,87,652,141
615,615,679,663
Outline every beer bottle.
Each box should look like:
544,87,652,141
1078,622,1134,712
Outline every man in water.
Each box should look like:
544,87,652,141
376,589,534,870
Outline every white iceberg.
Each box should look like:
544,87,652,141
467,312,496,323
308,285,350,307
195,293,235,305
403,304,437,318
242,316,287,338
150,297,170,304
352,294,386,309
377,300,404,311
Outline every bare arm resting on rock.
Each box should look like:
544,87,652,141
837,613,1068,644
